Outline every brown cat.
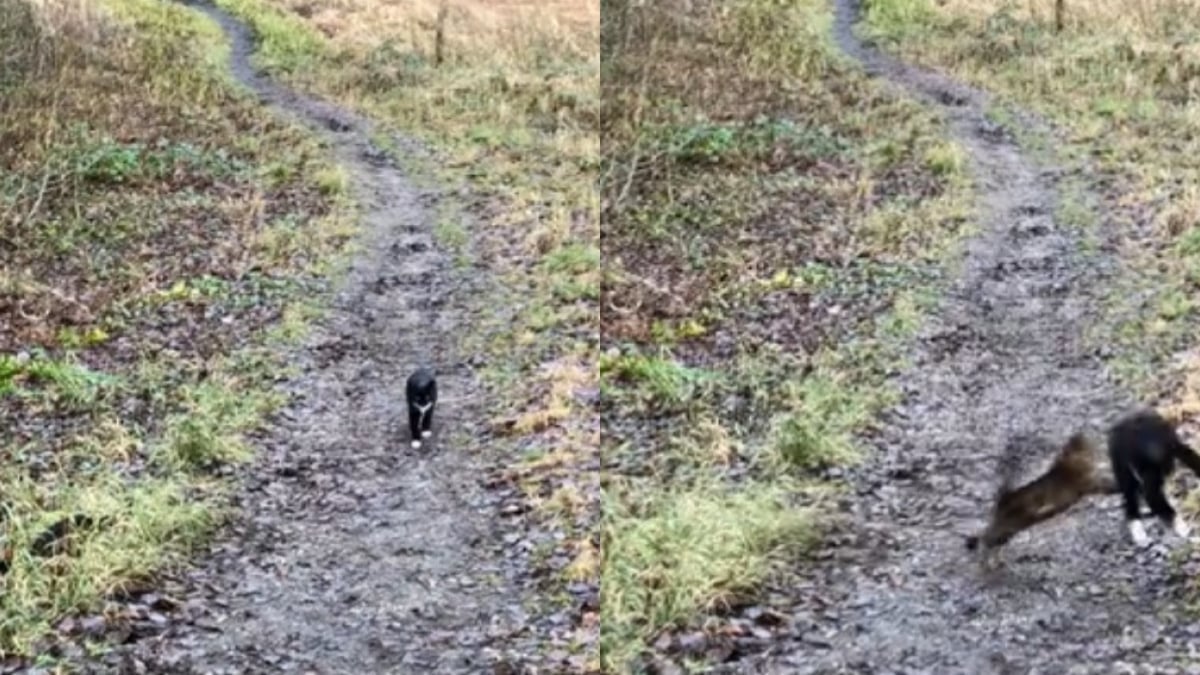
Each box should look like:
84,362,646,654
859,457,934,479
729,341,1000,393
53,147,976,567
966,431,1117,558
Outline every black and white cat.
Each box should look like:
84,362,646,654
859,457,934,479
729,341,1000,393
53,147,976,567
1108,409,1200,547
406,367,438,449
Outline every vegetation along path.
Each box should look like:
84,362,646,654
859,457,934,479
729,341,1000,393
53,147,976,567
92,2,541,672
741,0,1200,672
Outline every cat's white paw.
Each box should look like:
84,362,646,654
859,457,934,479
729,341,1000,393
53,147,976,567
421,430,433,439
411,440,421,449
1172,516,1192,539
1129,520,1151,547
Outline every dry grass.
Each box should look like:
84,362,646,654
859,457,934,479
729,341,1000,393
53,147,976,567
933,0,1200,34
264,0,596,58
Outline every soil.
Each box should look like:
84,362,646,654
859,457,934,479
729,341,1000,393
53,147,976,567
711,1,1200,673
61,3,548,673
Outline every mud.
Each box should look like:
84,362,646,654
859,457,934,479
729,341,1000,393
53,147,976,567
81,3,542,673
736,1,1200,673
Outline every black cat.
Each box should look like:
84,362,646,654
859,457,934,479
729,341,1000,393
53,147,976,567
406,367,438,449
1108,409,1200,547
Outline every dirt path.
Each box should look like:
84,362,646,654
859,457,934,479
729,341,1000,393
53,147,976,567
739,1,1200,673
96,3,536,673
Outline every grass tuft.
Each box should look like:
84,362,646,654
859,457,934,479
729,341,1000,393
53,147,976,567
600,480,816,671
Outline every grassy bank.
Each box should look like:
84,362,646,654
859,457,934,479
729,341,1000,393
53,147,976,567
170,0,602,666
859,0,1200,414
599,0,972,670
0,0,350,658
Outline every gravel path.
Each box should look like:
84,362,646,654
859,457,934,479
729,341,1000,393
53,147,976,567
92,3,538,672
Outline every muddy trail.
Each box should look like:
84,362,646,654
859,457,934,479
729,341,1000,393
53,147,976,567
81,2,540,673
732,1,1200,673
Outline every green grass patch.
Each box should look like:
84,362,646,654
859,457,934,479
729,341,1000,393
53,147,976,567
0,353,118,410
153,370,283,472
771,372,871,470
0,471,217,653
601,350,717,414
212,0,328,74
601,480,816,672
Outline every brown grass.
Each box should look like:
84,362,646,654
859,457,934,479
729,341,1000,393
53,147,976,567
933,0,1200,34
264,0,596,57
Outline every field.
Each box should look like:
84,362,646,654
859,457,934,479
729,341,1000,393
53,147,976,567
0,0,351,656
12,0,1200,671
1,0,598,667
861,0,1200,416
600,0,972,670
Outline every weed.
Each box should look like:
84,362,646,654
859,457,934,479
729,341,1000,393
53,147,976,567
542,243,600,274
924,140,966,176
313,163,350,196
0,352,118,409
771,373,870,470
433,217,469,253
601,350,715,413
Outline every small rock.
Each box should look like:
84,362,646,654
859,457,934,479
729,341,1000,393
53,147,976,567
126,603,150,620
325,116,352,132
646,656,684,675
801,631,832,649
677,632,708,656
500,503,527,516
80,615,107,636
652,632,674,652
